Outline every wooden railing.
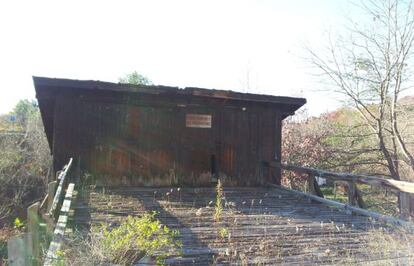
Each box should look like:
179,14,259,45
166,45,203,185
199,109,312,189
43,183,76,265
264,161,414,222
47,158,73,216
7,158,76,266
43,158,76,266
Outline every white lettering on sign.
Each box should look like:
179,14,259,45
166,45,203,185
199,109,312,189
185,114,212,128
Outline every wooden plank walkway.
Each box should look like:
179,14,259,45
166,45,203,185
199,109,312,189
73,186,408,265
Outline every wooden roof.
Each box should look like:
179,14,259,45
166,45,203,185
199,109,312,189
33,76,306,106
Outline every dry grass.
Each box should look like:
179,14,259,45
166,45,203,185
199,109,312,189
58,230,110,266
364,227,414,265
338,227,414,265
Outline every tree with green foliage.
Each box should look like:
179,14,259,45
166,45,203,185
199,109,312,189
119,71,153,86
12,99,38,128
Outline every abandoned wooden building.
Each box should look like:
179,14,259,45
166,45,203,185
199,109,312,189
33,76,306,186
32,77,414,265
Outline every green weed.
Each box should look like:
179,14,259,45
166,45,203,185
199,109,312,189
218,227,228,239
13,217,25,229
97,212,181,265
214,179,224,222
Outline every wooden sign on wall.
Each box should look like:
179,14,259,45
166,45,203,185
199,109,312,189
186,114,212,128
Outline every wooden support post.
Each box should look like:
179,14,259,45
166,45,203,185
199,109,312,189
313,177,324,198
7,233,32,266
27,202,40,266
355,186,365,209
43,182,57,234
347,182,365,208
348,182,356,206
306,174,316,195
47,181,57,213
305,174,324,198
400,192,411,219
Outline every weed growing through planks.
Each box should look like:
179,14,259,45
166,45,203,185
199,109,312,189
102,212,181,265
13,217,25,229
107,196,113,210
218,227,229,239
52,250,66,266
214,179,223,222
63,212,182,265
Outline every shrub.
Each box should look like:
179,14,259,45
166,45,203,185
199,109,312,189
65,212,181,265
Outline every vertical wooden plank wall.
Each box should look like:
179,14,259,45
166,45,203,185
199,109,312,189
52,91,283,186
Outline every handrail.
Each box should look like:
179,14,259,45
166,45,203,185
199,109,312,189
264,161,413,219
48,158,73,216
43,158,77,265
267,161,414,194
267,183,414,230
15,158,75,266
44,183,76,266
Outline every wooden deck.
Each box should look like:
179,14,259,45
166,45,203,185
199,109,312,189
73,186,407,265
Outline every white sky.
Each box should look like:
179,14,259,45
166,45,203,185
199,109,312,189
0,0,354,115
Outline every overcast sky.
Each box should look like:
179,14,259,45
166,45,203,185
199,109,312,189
0,0,355,115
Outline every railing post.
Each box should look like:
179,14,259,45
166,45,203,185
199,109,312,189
47,181,57,213
306,174,324,198
306,174,316,195
268,161,414,214
348,181,356,206
27,201,40,266
347,182,365,208
7,233,32,266
400,192,411,219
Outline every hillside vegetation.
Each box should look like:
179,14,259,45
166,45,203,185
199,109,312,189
282,96,414,215
0,100,51,261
